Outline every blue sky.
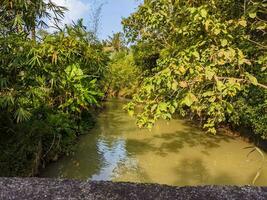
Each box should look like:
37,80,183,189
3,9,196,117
99,0,140,39
50,0,141,39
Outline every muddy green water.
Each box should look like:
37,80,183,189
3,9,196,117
41,99,267,186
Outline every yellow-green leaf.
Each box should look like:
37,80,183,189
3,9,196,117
239,19,247,27
220,39,228,47
249,12,257,19
183,93,198,107
246,73,258,86
200,9,208,18
172,80,178,91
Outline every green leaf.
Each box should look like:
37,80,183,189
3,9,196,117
203,91,214,97
205,67,215,80
217,81,225,91
172,80,178,91
151,104,157,112
220,39,228,47
183,93,198,107
239,19,247,27
159,102,168,111
129,110,134,117
172,101,178,108
214,28,221,35
226,102,234,113
14,108,31,123
169,106,176,114
192,51,200,60
13,15,23,28
248,12,257,19
256,24,267,30
200,9,208,18
245,73,258,86
164,113,172,120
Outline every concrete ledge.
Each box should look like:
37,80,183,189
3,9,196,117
0,178,267,200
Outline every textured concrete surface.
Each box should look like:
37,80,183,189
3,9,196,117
0,178,267,200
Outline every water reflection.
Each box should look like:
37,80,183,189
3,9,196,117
40,99,267,186
91,138,127,180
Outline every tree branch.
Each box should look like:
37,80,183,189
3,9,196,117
216,76,267,89
247,38,267,49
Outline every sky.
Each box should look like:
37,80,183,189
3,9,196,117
50,0,141,39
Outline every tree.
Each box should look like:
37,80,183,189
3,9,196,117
106,32,127,52
0,0,109,175
123,0,267,138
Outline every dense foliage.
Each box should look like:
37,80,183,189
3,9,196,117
0,1,108,175
101,33,141,98
104,51,141,98
123,0,267,138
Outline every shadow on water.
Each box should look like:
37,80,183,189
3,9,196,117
126,128,234,157
173,158,234,185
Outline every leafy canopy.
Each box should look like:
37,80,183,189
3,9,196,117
123,0,267,138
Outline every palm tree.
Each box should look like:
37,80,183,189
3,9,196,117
107,32,126,52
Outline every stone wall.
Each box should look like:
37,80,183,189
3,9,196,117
0,178,266,200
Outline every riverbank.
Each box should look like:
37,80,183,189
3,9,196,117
0,110,98,177
1,178,267,200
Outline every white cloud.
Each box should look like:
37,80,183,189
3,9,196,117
47,0,91,29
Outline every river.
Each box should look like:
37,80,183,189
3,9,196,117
40,99,267,186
